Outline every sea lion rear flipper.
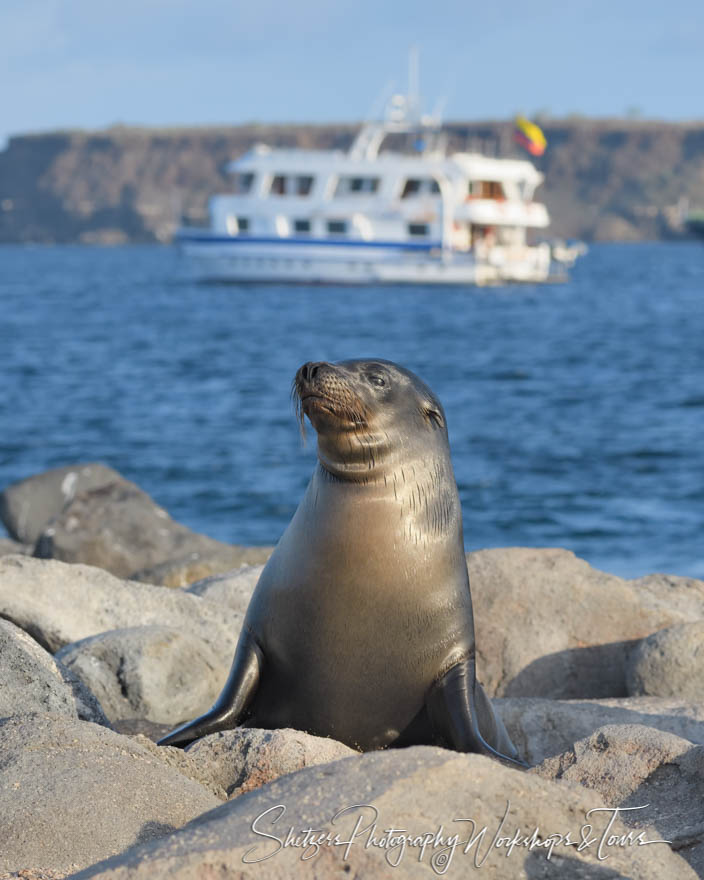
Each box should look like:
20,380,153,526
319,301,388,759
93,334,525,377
157,629,263,748
427,655,529,769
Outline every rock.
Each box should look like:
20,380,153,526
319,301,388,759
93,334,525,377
55,626,226,725
185,727,356,799
0,870,70,879
627,621,704,699
0,537,31,557
0,463,119,545
0,556,242,667
126,734,228,801
496,696,704,764
112,718,173,741
33,475,245,579
131,550,271,588
468,547,704,699
0,714,222,874
68,745,695,879
0,618,109,725
185,564,263,612
534,724,704,876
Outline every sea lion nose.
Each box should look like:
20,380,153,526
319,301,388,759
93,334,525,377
299,362,323,383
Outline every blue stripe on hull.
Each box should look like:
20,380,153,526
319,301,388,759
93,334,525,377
177,233,443,252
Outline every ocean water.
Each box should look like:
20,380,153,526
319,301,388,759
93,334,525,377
1,242,702,579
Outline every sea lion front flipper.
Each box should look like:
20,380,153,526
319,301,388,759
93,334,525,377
157,629,263,748
427,655,529,769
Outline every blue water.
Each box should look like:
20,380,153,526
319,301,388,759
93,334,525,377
1,243,702,578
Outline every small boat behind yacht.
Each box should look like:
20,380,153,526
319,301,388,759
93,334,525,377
177,91,571,285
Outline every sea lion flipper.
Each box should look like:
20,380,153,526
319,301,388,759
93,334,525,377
157,629,263,748
427,656,529,769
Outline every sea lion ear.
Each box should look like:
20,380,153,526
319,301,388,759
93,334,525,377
422,405,445,429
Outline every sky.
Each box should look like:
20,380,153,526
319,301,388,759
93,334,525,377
1,0,703,147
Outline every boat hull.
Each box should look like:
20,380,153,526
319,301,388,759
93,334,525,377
177,237,553,286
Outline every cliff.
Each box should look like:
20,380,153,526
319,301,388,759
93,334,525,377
1,119,703,244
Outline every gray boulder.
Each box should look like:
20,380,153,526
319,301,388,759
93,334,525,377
185,727,356,798
126,734,229,801
0,714,222,874
0,536,31,557
68,746,695,879
0,556,241,667
185,564,263,612
0,462,119,545
33,475,245,579
496,696,704,764
468,547,704,699
0,618,109,725
131,549,271,587
56,626,226,725
535,724,704,876
113,718,174,741
627,621,704,699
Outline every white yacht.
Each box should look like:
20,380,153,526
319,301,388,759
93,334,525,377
177,93,563,285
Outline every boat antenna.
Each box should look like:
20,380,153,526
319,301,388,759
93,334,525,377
366,79,396,123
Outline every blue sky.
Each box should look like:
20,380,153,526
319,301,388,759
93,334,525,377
1,0,702,147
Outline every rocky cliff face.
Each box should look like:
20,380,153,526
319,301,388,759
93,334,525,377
1,119,703,244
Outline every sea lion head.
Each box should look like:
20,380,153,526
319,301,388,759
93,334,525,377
294,359,448,480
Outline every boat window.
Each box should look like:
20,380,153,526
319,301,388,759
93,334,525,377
296,176,314,196
226,216,249,235
468,180,505,199
327,220,348,236
233,173,255,195
270,175,287,196
408,223,429,237
294,219,311,234
335,176,380,196
400,178,440,198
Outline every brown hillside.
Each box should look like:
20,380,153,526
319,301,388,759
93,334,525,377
0,119,703,244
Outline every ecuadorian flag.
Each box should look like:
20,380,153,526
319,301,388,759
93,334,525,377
514,116,547,156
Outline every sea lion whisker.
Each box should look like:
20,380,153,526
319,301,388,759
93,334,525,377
291,381,307,443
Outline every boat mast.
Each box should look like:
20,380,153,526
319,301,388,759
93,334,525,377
408,46,420,124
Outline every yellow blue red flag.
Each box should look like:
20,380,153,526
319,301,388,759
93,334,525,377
514,116,547,156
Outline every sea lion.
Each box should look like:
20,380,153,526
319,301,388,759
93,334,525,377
158,359,523,766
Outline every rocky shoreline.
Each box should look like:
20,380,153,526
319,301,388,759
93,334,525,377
1,464,703,877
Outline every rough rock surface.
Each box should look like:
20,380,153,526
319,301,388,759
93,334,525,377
185,564,263,612
468,547,704,699
0,462,119,545
184,727,356,799
627,621,704,699
0,871,70,879
0,618,109,725
534,724,704,876
125,735,229,801
112,718,173,741
131,549,271,587
55,626,226,725
0,714,222,874
0,537,31,557
496,696,704,764
32,476,247,579
0,555,241,666
68,746,695,879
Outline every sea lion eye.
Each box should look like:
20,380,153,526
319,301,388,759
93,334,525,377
368,375,386,387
